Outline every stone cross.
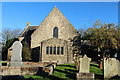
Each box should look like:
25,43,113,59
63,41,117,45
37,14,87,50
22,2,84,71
79,55,91,73
10,41,23,67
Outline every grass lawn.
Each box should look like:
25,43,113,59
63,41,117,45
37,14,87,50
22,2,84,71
90,63,103,79
0,61,7,63
24,63,103,80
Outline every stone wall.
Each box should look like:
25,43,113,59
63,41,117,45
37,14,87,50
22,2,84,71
103,58,119,78
41,38,72,63
0,67,39,75
0,62,57,75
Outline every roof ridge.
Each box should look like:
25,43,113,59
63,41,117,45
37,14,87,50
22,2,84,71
29,25,39,26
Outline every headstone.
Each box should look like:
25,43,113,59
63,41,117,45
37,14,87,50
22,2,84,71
103,58,118,78
79,55,91,73
10,41,23,67
76,55,94,80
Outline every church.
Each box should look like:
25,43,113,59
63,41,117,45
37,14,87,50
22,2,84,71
12,6,80,63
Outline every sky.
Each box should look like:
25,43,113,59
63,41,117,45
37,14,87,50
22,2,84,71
2,2,118,32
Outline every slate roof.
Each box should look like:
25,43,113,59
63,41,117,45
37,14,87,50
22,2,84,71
20,25,38,37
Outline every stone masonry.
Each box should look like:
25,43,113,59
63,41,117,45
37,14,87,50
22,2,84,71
8,6,79,63
31,6,78,49
41,38,72,63
30,6,79,63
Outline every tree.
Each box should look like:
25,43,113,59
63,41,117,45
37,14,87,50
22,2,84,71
0,28,21,46
2,38,19,60
84,21,120,58
22,41,31,61
0,28,21,60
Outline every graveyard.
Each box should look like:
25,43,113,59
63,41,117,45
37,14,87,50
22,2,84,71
0,37,120,80
1,63,103,80
0,41,119,79
0,4,120,80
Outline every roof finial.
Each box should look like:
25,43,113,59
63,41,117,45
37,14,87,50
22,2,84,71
27,22,30,26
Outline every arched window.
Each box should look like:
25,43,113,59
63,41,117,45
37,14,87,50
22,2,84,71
53,27,58,38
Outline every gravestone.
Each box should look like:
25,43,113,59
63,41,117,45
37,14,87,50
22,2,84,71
10,41,23,67
76,55,94,80
79,55,91,73
103,58,118,78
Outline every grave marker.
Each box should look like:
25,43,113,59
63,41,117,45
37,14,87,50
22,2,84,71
103,58,118,78
79,55,91,73
76,55,94,80
10,41,23,67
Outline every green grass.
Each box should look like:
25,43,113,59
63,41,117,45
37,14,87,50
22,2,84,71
23,63,103,80
90,63,103,79
52,64,78,80
0,61,7,63
24,75,43,79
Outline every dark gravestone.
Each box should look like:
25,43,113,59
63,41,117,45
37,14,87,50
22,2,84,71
10,41,23,67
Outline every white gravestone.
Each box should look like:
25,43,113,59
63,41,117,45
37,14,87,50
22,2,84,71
77,55,94,79
79,55,91,73
10,41,23,67
103,58,118,78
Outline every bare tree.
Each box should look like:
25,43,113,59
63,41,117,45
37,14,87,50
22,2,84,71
0,28,21,45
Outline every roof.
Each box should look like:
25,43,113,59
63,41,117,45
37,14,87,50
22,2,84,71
20,25,38,37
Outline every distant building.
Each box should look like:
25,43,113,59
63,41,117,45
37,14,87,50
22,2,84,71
8,6,80,63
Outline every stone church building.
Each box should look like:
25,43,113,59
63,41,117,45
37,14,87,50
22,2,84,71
9,6,80,63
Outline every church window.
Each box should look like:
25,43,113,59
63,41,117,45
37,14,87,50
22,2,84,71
61,47,64,55
54,47,56,54
53,27,58,38
46,47,49,54
57,47,60,54
50,47,52,54
46,46,64,55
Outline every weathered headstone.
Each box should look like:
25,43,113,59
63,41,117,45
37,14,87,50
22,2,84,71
103,58,118,78
76,55,94,80
10,41,23,67
79,55,91,73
